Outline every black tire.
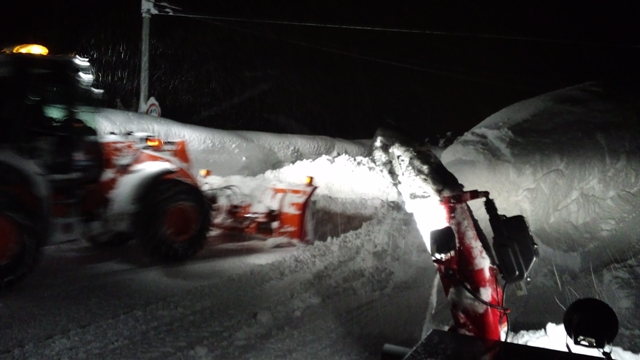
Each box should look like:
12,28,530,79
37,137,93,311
135,179,209,262
0,193,41,291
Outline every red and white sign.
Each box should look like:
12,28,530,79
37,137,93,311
145,96,161,117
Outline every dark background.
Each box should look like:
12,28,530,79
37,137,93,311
2,1,639,140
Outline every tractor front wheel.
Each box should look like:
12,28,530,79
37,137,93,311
0,194,40,290
136,179,209,262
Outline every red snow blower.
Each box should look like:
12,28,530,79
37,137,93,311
373,128,619,360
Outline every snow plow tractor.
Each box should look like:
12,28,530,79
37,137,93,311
0,46,317,291
88,132,318,254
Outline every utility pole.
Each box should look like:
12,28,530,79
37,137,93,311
139,0,151,113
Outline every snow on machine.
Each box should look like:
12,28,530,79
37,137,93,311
0,45,317,291
372,128,619,360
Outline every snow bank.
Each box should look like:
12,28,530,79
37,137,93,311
199,152,427,294
263,203,430,301
199,154,399,215
262,155,399,202
196,154,433,357
84,108,368,177
441,82,640,267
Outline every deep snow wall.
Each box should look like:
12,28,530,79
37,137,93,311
440,82,640,351
85,109,368,176
441,82,640,268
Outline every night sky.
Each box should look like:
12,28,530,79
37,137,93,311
2,1,639,140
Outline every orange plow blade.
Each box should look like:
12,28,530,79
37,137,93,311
206,177,318,244
270,184,317,244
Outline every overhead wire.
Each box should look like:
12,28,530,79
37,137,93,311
160,12,639,49
183,16,540,90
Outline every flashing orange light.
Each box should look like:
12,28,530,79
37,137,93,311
12,44,49,56
146,138,162,147
199,169,211,177
305,176,314,186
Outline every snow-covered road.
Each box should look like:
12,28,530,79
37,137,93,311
0,200,433,360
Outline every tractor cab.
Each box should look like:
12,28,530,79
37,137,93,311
0,45,103,181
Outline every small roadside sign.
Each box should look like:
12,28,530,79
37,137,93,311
145,96,161,117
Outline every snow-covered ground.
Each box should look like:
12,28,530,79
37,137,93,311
2,82,640,359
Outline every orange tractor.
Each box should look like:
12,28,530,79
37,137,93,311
0,46,316,290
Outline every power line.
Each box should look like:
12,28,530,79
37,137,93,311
160,12,638,49
195,18,541,90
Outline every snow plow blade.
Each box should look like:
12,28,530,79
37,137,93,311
399,329,603,360
269,184,317,243
205,177,318,244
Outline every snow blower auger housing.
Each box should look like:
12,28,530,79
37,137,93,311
200,174,318,245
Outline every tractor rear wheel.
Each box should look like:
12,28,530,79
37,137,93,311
0,193,40,290
136,179,209,262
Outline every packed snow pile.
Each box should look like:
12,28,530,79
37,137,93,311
441,82,640,262
199,154,402,242
193,154,435,358
83,108,368,176
440,82,640,352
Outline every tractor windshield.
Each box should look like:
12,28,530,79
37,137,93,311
0,54,99,143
